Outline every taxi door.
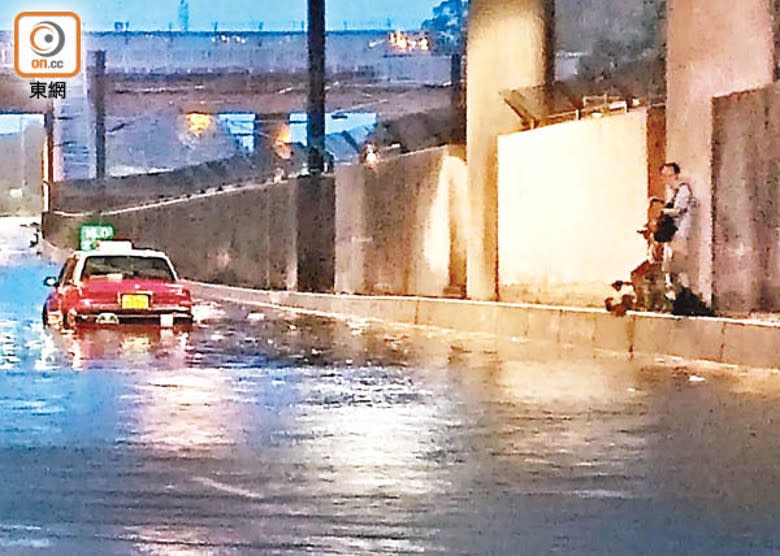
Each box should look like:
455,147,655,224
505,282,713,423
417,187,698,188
47,256,78,316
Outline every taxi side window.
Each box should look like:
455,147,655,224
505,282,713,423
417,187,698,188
59,257,77,285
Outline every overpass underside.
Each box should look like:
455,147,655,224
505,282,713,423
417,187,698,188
104,73,450,120
0,70,451,182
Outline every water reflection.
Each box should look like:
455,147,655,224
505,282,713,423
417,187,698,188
56,327,192,371
47,326,246,454
6,220,780,552
130,368,239,452
299,391,447,496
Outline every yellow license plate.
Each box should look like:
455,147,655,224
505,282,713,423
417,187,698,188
121,294,150,310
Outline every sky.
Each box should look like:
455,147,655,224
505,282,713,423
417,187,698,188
0,0,441,31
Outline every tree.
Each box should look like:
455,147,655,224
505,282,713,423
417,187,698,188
421,0,468,55
578,0,666,80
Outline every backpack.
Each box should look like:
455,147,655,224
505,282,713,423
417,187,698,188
672,287,715,317
653,183,690,243
653,213,677,243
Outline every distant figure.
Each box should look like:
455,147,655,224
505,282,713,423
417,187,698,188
658,162,693,291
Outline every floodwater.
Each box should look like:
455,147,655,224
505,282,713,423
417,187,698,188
2,217,780,554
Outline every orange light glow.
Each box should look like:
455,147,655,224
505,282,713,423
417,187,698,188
274,124,292,160
275,124,291,145
388,31,431,53
185,112,212,134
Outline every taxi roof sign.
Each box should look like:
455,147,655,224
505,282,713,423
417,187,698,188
94,240,133,252
79,223,115,251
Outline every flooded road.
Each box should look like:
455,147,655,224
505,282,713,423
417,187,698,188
2,218,780,554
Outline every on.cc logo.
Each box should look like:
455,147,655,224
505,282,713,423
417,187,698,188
14,12,81,78
29,21,66,58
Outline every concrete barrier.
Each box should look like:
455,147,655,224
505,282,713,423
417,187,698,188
559,310,597,347
33,240,780,371
416,299,497,335
495,304,530,339
184,281,780,370
335,145,468,298
43,175,335,293
593,312,635,353
722,321,780,369
526,306,562,343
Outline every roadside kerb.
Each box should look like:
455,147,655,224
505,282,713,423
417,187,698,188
185,280,780,370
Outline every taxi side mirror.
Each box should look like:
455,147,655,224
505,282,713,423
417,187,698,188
43,276,58,288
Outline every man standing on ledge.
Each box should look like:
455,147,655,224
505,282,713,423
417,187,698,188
659,162,693,293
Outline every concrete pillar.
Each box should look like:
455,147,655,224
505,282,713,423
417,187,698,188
93,50,107,180
666,0,774,302
43,107,54,214
307,0,326,175
450,53,465,143
253,113,262,155
466,0,554,300
296,175,335,292
54,71,93,181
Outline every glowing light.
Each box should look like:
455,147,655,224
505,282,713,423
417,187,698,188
274,124,292,160
387,31,432,54
185,112,212,134
364,144,379,166
275,124,291,145
135,370,237,451
300,402,445,497
423,154,467,282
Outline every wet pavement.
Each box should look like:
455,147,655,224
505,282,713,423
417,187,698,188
2,217,780,554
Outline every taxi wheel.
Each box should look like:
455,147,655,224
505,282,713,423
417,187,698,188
63,311,76,330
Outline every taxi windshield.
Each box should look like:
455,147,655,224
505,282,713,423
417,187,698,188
82,256,175,281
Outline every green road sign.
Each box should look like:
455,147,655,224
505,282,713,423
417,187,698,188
79,223,115,251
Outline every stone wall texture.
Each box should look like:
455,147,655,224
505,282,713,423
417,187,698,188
712,83,780,314
335,145,468,298
44,176,335,292
665,0,775,300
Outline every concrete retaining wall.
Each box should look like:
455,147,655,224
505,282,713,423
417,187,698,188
666,0,775,301
497,109,665,307
187,281,780,370
335,145,468,297
43,175,335,292
53,153,279,212
712,83,780,314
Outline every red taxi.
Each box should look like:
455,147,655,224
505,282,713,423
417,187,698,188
43,241,193,328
